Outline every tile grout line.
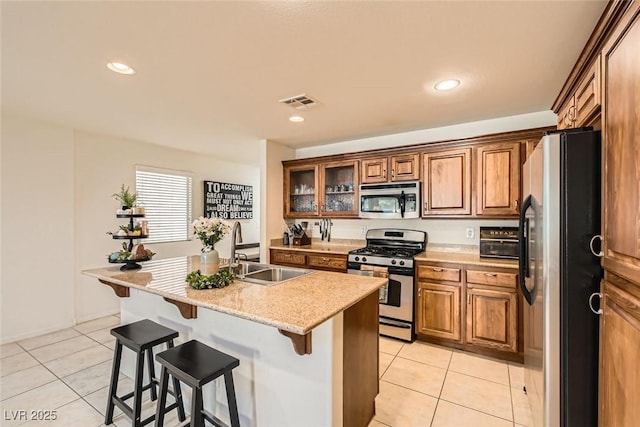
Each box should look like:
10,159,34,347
429,346,455,427
437,397,516,424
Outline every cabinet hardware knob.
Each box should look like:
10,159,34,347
322,257,330,262
588,292,603,315
589,235,604,257
392,168,395,178
432,267,443,272
485,273,497,277
514,199,519,210
418,288,422,297
467,294,471,304
568,105,577,121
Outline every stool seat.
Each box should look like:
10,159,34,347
156,340,240,388
111,319,179,351
155,340,240,427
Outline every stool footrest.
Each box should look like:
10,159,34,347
119,380,157,402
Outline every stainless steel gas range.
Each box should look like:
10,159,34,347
347,229,427,342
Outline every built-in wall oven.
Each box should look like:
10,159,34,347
347,229,427,342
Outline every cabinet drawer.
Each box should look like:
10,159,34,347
466,270,517,289
307,254,347,271
271,250,306,266
417,265,461,282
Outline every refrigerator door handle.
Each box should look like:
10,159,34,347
589,234,604,257
519,194,533,305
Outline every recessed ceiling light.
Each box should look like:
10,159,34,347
434,79,460,91
289,115,304,123
107,62,136,75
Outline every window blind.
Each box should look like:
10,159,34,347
135,168,192,243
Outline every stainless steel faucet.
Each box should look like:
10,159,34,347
230,221,243,267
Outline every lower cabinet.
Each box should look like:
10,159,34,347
416,261,521,360
465,287,517,352
269,248,347,273
598,278,640,427
417,281,461,342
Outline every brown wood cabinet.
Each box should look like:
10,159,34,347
601,3,640,286
416,261,521,361
319,160,359,217
361,153,419,184
422,148,471,215
557,57,601,129
598,278,640,427
270,248,347,273
417,281,462,342
475,141,521,216
284,164,319,218
465,287,518,353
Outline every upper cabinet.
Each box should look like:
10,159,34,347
319,160,359,217
422,148,471,215
475,141,521,216
284,164,319,218
557,56,602,129
601,2,640,285
284,160,359,218
361,153,420,184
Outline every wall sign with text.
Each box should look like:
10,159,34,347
204,181,253,220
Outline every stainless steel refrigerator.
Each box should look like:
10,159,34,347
519,129,602,427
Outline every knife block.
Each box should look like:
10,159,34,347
292,233,311,246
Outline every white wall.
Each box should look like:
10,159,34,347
74,130,260,322
260,140,295,261
1,115,261,342
292,110,556,245
1,117,76,342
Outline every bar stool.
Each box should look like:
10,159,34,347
154,340,240,427
106,319,186,427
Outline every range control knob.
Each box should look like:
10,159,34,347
362,257,367,263
399,260,405,266
391,259,397,265
354,256,360,262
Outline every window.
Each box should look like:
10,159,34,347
135,166,192,243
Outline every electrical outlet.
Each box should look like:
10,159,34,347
360,226,367,236
466,228,475,239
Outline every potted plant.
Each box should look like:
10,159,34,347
192,216,231,273
113,184,137,213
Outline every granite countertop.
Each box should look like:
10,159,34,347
415,250,519,269
82,256,385,335
269,241,363,255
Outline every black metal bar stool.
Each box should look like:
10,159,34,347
106,319,187,427
154,340,240,427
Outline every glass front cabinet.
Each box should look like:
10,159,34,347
284,164,319,218
284,160,359,219
319,160,359,217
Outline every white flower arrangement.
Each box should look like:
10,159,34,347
192,216,231,251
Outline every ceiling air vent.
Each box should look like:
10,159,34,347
278,94,318,110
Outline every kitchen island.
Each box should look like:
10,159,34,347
82,256,385,427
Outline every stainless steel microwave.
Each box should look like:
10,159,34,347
359,181,420,219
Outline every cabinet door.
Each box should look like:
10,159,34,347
575,55,601,127
422,148,471,215
599,280,640,427
601,4,640,285
465,287,517,352
476,142,520,216
319,160,359,217
417,281,461,342
361,157,388,184
389,153,420,182
284,164,319,218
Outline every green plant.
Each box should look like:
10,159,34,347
112,184,137,209
186,269,234,290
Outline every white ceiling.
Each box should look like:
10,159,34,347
1,1,606,164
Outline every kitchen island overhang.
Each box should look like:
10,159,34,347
82,256,385,427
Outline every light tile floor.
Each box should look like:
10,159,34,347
0,316,534,427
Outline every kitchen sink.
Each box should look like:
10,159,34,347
233,262,311,286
